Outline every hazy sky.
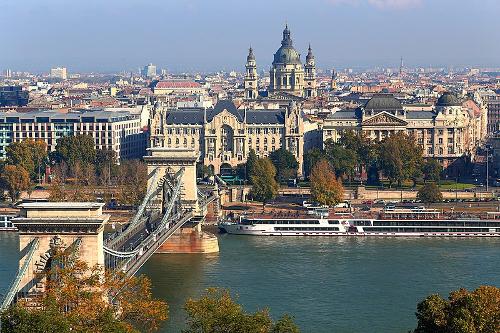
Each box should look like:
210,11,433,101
1,0,499,73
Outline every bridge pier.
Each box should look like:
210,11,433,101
144,147,200,215
143,147,219,254
9,203,108,301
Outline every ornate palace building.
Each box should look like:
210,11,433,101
149,100,304,174
322,93,487,172
244,25,317,99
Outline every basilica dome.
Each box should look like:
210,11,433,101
272,25,302,65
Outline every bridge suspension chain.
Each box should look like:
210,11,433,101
105,168,186,273
1,238,39,311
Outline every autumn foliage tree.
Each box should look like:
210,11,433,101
250,158,279,206
0,165,31,202
184,288,300,333
310,159,344,207
0,246,168,333
413,286,500,333
6,139,47,181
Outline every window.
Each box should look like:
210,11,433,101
438,138,443,144
448,138,453,144
448,147,453,154
438,129,443,135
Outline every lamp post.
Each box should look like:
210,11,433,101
486,145,491,193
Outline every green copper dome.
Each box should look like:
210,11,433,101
436,92,461,107
272,25,301,65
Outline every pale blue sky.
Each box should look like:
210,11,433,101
1,0,499,73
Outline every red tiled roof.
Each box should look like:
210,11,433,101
155,81,202,89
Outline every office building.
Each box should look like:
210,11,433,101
141,63,157,78
0,110,146,161
50,67,68,80
0,86,29,107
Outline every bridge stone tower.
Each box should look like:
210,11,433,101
11,202,108,298
144,147,200,214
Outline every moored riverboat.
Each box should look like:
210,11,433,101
0,215,17,231
221,208,500,237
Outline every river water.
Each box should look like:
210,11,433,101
1,233,499,333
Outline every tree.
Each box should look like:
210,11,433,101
55,135,96,170
378,132,423,187
422,159,442,183
6,139,48,181
250,158,279,205
303,148,326,179
1,245,168,333
116,160,148,206
183,288,300,333
324,139,358,180
417,183,443,203
48,178,66,201
310,159,344,206
413,286,500,333
269,148,299,183
246,149,258,183
96,148,117,184
0,165,30,202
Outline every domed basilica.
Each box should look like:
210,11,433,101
244,25,317,100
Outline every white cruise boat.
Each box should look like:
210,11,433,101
0,215,17,231
222,208,500,237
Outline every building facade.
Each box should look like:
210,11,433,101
0,86,29,107
149,100,304,174
50,67,67,80
0,110,146,160
322,93,484,171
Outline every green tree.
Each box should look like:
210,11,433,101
303,147,326,179
269,148,299,183
422,159,442,183
0,165,31,202
1,245,168,333
246,149,258,183
183,288,300,333
310,159,344,206
96,148,117,184
6,139,48,180
324,139,358,180
414,286,500,333
55,135,96,169
417,183,443,203
378,132,423,187
250,158,279,206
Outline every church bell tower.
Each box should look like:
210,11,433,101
304,44,317,98
244,47,258,99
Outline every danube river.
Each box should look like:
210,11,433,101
1,233,499,333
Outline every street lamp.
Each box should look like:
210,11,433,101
485,145,492,193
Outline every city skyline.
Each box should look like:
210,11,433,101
1,0,500,72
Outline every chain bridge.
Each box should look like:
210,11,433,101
1,148,220,311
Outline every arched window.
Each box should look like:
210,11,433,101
176,138,179,145
183,138,187,146
167,138,171,145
